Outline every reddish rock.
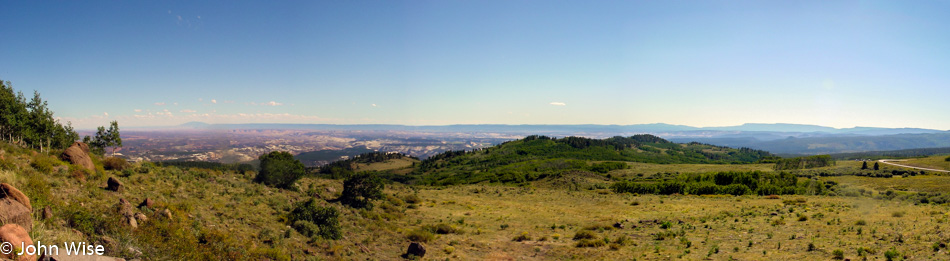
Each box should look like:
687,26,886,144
0,183,31,211
0,184,32,232
0,224,36,261
138,198,154,209
61,142,94,171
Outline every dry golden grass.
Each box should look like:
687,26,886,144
352,183,950,260
889,155,950,171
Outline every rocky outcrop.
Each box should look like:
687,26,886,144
115,199,137,229
61,142,94,171
0,224,35,261
0,183,32,232
106,177,123,192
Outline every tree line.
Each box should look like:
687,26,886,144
0,79,78,152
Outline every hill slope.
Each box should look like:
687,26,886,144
415,135,773,185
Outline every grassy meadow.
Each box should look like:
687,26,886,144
886,155,950,172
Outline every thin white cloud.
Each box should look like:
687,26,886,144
263,101,283,106
103,112,109,116
154,102,166,106
134,109,142,112
180,109,197,113
371,104,377,107
549,102,567,106
211,99,217,104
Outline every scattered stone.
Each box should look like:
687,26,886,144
0,183,33,232
115,199,136,229
613,222,624,229
61,142,94,171
0,224,35,261
42,206,53,220
159,209,173,219
325,186,337,194
106,177,124,192
134,213,148,223
405,242,426,258
127,246,142,258
138,198,154,209
98,235,118,252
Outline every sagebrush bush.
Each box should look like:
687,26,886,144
573,230,597,240
406,228,435,243
31,154,58,173
512,232,531,242
576,238,606,248
424,223,460,234
103,157,128,171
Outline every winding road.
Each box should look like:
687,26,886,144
877,159,950,173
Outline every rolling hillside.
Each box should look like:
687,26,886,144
414,135,774,185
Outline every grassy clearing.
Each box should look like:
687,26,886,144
828,175,950,193
354,158,417,173
391,184,947,260
890,155,950,171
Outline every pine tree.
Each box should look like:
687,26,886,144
873,162,880,170
861,161,868,170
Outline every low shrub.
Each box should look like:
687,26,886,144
576,239,606,248
103,157,128,171
30,154,59,173
833,249,844,259
573,230,597,240
512,232,531,242
423,223,461,234
288,198,341,240
884,248,900,261
406,228,435,243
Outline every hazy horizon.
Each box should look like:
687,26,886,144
3,1,949,130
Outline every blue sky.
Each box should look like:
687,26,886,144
2,1,949,130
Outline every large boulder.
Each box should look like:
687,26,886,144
0,183,32,232
0,224,35,261
106,177,123,192
61,142,94,171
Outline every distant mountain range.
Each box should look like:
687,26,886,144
169,122,950,155
175,122,944,135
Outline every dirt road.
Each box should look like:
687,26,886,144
878,159,950,173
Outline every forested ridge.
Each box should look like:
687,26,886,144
414,135,774,185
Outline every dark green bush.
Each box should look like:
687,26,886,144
341,172,385,209
288,198,341,240
255,151,305,189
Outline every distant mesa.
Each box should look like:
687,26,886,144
180,121,211,128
